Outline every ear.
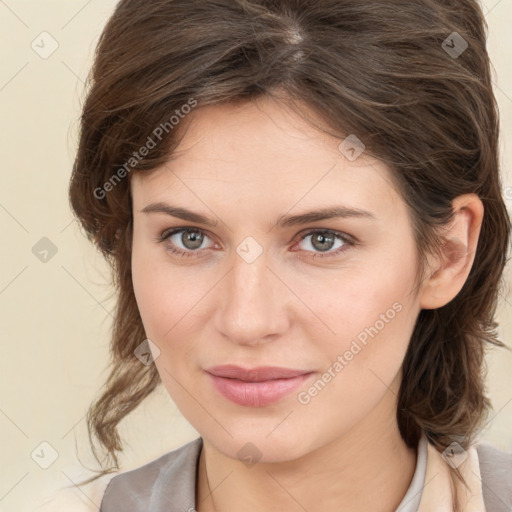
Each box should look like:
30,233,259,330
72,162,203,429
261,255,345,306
419,194,484,310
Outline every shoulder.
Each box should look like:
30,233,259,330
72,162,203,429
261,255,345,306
476,440,512,512
100,437,203,512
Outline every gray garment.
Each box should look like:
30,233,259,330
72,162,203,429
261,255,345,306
478,441,512,511
395,434,428,512
99,435,512,511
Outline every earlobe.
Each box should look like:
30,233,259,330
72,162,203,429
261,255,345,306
419,194,484,310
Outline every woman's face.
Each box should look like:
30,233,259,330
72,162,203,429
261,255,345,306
131,96,426,462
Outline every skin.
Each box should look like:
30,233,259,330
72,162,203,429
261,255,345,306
130,95,483,512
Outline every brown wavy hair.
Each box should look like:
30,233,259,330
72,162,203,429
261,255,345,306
69,0,511,483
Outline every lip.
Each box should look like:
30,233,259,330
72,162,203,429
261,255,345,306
205,365,313,407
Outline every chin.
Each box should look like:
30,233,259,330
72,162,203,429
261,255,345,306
199,417,323,465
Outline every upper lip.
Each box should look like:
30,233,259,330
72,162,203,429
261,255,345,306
205,365,311,382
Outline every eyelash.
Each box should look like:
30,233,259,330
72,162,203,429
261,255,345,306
156,227,356,260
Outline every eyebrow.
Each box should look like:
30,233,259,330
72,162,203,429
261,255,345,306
140,202,376,229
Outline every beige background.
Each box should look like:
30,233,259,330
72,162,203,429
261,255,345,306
0,1,511,510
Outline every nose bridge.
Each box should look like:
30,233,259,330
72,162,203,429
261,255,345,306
215,248,288,345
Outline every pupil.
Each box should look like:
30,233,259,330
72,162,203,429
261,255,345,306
184,230,203,249
313,232,334,252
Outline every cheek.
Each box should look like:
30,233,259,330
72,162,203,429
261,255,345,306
132,237,178,340
131,241,214,358
300,240,420,376
294,281,417,435
131,252,201,404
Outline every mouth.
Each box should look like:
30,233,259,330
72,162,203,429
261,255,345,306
205,365,314,407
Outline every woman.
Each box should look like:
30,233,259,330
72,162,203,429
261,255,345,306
67,0,512,510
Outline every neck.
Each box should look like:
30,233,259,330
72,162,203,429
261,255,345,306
196,385,417,512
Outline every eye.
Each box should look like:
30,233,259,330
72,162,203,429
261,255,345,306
157,227,355,260
158,227,215,258
293,229,354,259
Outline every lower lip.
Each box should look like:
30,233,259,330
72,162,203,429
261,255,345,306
206,372,313,407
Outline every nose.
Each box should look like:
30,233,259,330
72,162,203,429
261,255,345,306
214,249,291,346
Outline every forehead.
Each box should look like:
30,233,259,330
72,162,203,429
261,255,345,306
130,97,404,220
